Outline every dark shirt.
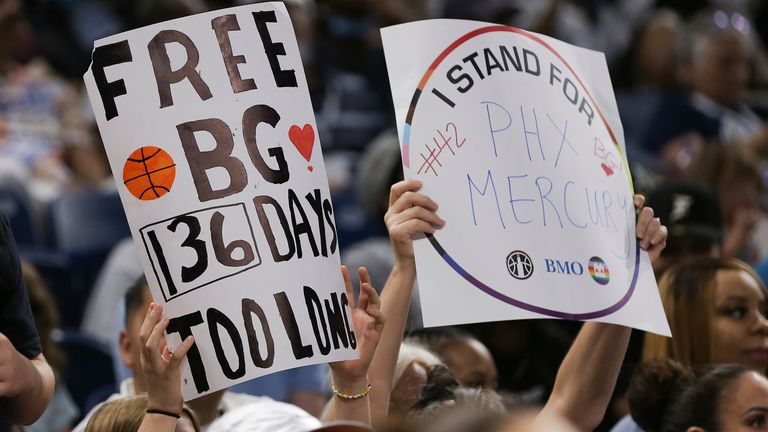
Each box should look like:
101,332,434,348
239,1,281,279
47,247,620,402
0,213,42,429
0,214,41,358
640,94,720,153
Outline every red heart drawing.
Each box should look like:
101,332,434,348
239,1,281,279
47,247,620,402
288,124,315,162
600,162,614,177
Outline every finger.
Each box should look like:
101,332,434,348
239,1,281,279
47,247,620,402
158,331,168,356
640,218,662,249
340,266,355,307
358,267,372,291
636,207,654,239
359,268,377,305
361,282,382,319
139,303,160,346
358,283,370,313
649,223,668,246
145,317,170,368
633,194,645,210
389,191,439,214
389,205,445,228
170,335,195,368
648,237,667,258
393,219,439,237
389,180,423,207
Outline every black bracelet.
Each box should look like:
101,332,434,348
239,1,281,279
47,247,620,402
146,408,181,419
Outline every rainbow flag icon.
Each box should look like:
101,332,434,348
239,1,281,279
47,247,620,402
588,257,610,285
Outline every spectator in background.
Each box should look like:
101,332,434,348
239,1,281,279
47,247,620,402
613,8,682,169
0,0,110,206
407,327,497,391
687,144,763,261
87,301,202,432
506,0,654,65
73,278,287,431
386,341,444,423
21,261,78,431
611,256,768,432
644,257,768,372
81,237,332,417
641,9,767,170
613,9,682,92
0,214,55,427
646,182,722,276
627,360,768,432
85,394,200,432
76,273,349,430
311,0,391,152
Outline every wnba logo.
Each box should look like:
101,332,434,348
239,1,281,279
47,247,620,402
588,257,610,285
506,250,534,280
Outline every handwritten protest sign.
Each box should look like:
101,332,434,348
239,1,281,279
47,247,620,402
84,3,358,400
382,20,670,335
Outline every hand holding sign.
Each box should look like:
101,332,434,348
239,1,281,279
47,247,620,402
634,195,667,263
385,180,445,262
138,303,195,418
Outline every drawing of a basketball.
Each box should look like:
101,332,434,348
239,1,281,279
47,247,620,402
123,146,176,200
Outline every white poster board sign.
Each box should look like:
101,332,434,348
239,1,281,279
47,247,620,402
84,3,358,400
382,20,670,335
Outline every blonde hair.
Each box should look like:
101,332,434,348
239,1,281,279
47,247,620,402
644,256,766,367
86,394,200,432
393,341,443,390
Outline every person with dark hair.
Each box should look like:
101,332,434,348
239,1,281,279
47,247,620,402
612,256,768,432
646,182,722,276
686,144,763,261
640,9,767,169
85,302,200,432
0,214,55,428
407,327,497,390
644,257,768,372
628,359,768,432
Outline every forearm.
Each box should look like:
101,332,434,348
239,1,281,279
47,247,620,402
2,354,55,425
537,322,631,431
324,376,371,424
368,259,416,427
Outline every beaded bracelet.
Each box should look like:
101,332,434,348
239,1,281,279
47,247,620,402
146,408,181,419
331,382,372,400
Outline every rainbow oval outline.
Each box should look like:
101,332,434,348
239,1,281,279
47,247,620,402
404,25,639,319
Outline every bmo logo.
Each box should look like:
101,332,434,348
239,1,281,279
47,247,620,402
544,258,584,276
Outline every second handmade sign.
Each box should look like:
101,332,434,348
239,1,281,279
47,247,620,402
382,19,670,335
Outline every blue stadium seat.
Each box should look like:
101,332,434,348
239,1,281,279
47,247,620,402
53,329,116,421
36,189,131,327
47,188,130,255
0,181,39,248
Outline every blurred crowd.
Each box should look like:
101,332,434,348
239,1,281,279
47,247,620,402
1,0,768,431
